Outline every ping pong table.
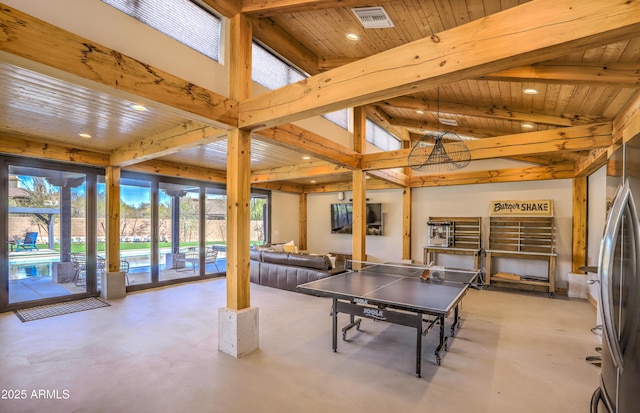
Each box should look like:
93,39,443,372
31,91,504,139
297,261,481,377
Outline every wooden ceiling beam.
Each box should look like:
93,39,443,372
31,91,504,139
303,179,401,193
0,133,110,166
410,163,576,188
110,121,226,167
254,123,361,169
367,169,408,187
481,62,640,88
251,181,304,193
381,96,607,127
574,148,608,177
390,118,494,139
239,0,640,130
242,0,396,17
320,58,640,89
362,122,612,170
0,5,238,129
125,159,227,183
251,161,351,183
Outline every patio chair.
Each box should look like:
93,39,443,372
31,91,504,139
174,246,220,273
71,252,87,287
73,254,130,287
120,259,130,285
205,245,220,272
16,232,39,251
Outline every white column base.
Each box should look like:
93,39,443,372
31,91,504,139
101,271,126,300
218,306,259,357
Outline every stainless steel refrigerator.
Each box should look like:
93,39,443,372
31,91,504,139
591,135,640,412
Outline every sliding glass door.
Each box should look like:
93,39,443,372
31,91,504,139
1,157,100,311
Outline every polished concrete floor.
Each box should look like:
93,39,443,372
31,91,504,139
0,278,601,413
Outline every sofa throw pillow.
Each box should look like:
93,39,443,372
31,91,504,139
283,240,298,253
327,255,337,269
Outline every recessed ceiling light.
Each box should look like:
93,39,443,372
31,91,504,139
78,133,92,138
129,103,148,111
522,122,535,129
302,156,311,160
346,33,360,41
523,88,539,95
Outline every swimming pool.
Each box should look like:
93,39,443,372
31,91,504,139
7,249,174,280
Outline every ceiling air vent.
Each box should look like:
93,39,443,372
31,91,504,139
438,118,459,127
352,6,395,29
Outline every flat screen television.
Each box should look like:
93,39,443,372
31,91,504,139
330,203,383,236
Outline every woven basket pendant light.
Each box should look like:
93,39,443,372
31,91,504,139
408,88,471,172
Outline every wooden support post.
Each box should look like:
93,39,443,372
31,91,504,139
105,166,121,272
352,107,366,263
402,187,412,261
299,193,307,251
572,176,587,273
222,16,258,352
225,12,252,313
352,169,367,263
226,128,252,310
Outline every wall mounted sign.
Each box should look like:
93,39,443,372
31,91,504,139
489,199,554,216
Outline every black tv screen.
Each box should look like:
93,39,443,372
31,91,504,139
331,203,383,235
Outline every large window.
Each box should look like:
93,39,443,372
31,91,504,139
252,42,349,130
102,0,221,61
2,157,272,308
366,118,402,151
252,42,306,90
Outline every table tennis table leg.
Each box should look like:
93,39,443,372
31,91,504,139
434,315,448,366
332,298,338,352
416,325,422,378
450,304,460,335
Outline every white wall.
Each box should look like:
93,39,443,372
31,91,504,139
412,179,575,288
587,166,607,267
306,189,405,262
270,191,301,246
304,178,575,288
587,166,607,305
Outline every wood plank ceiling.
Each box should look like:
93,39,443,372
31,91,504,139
0,0,639,193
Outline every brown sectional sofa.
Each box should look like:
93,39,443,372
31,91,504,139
249,250,344,292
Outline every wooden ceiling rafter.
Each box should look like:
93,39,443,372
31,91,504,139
250,160,352,183
480,62,640,88
0,132,110,166
409,163,576,188
380,96,609,128
126,159,227,183
361,122,613,170
254,123,361,169
110,121,227,167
